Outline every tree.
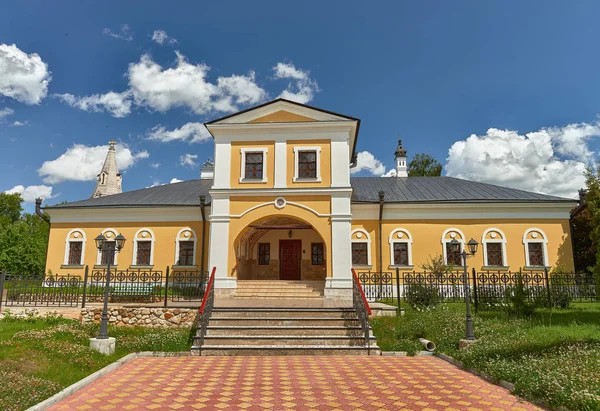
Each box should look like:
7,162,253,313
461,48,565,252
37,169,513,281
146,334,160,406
407,153,442,177
0,192,23,228
584,165,600,277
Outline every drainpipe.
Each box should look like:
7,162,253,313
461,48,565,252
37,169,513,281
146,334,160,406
378,191,385,276
200,195,207,272
350,153,358,169
35,198,50,224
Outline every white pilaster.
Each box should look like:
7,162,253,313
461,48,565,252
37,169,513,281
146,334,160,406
331,140,351,187
274,141,287,188
207,196,236,289
328,192,353,293
212,142,231,189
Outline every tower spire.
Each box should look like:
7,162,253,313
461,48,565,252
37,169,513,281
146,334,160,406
394,138,408,177
91,140,122,198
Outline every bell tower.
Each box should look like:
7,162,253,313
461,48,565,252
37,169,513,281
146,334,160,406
91,140,122,198
395,139,408,177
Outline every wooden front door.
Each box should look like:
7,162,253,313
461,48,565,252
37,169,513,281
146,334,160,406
279,240,302,280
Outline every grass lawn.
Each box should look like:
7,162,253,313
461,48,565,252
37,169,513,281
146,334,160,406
371,302,600,411
0,312,192,411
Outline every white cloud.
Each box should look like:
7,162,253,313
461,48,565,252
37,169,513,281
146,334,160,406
169,178,183,184
10,120,26,127
38,143,149,184
151,30,177,45
445,123,600,198
273,62,319,104
382,169,397,177
350,151,386,175
5,184,54,202
148,122,211,143
0,107,14,119
179,153,198,168
0,44,51,104
55,91,132,118
150,163,161,168
103,24,133,41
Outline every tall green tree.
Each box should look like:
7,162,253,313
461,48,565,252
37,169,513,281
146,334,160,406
584,165,600,277
407,153,443,177
0,193,49,274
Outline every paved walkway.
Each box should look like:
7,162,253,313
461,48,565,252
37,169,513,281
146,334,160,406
48,356,539,411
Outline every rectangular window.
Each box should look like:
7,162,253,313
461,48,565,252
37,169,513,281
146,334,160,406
258,243,270,265
528,243,544,266
486,243,503,266
244,152,264,180
136,241,152,266
352,242,368,266
311,243,324,265
393,243,409,266
178,241,195,266
298,150,317,179
68,241,83,265
100,242,116,266
445,242,462,266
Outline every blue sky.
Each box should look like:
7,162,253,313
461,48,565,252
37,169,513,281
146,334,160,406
2,1,600,210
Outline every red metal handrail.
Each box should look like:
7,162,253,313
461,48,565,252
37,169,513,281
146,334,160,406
198,267,216,314
352,268,371,315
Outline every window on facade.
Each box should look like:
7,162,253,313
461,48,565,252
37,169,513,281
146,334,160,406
298,150,317,179
68,241,83,265
445,243,462,266
528,243,544,266
393,243,409,266
352,243,368,266
258,243,270,265
136,241,152,266
100,242,116,265
486,243,503,266
244,152,264,180
178,241,195,266
311,243,324,265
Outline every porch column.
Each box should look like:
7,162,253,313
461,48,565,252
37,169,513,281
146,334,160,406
327,191,353,299
207,196,236,293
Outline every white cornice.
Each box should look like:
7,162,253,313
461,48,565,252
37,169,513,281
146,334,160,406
47,207,204,223
209,187,352,198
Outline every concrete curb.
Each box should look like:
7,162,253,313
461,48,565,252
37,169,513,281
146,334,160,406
26,351,190,411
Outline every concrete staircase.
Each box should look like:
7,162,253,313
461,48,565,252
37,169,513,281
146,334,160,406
234,280,324,299
191,307,380,356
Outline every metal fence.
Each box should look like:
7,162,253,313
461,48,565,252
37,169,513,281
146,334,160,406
356,268,599,311
0,266,209,309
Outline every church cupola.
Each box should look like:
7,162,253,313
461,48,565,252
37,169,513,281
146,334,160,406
91,140,122,198
200,159,215,180
394,139,408,177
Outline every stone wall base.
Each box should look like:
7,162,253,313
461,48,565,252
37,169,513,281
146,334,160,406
80,307,197,328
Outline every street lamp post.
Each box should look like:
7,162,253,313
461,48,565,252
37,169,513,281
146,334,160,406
450,237,479,341
94,233,126,340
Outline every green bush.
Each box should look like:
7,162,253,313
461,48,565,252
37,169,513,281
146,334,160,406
405,284,440,308
549,268,574,309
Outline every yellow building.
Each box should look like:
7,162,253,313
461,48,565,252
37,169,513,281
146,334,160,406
44,99,576,300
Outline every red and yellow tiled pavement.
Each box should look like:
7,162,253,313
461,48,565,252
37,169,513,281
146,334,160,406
48,356,540,411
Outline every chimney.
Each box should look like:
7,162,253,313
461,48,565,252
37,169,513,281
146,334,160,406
200,159,214,180
394,139,408,177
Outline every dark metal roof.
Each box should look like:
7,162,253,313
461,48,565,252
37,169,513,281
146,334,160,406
350,177,574,203
48,176,573,210
48,179,212,209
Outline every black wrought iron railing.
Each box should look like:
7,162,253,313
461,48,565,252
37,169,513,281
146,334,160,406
351,268,371,354
1,272,82,307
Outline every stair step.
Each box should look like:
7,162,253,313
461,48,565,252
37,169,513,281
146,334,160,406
206,325,371,337
211,310,357,319
233,295,324,300
201,335,377,346
192,345,381,356
209,318,359,326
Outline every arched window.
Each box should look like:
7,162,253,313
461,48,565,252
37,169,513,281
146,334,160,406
351,228,371,267
175,228,197,266
523,228,549,267
64,229,86,266
96,228,118,266
441,228,465,266
100,172,107,185
132,228,155,266
389,228,413,267
482,228,508,268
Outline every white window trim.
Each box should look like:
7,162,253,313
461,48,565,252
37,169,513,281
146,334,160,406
63,229,86,265
132,228,155,266
96,228,119,266
239,148,268,183
175,227,198,266
293,146,322,182
482,228,508,267
388,228,413,266
441,228,465,265
523,228,549,267
351,228,371,266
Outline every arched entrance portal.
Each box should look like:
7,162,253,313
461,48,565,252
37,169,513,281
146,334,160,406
234,215,327,282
